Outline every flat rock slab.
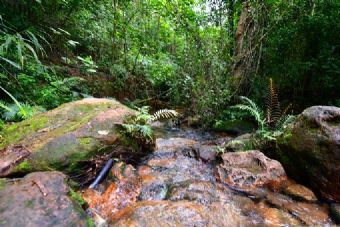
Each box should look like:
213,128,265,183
0,171,91,227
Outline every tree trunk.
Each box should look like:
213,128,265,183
231,1,250,90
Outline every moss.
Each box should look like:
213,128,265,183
0,115,49,149
0,179,7,190
86,217,96,227
0,100,120,150
79,137,94,146
24,199,34,208
67,188,96,227
280,129,293,145
69,189,87,208
12,161,33,173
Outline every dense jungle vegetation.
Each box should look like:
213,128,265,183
1,0,340,129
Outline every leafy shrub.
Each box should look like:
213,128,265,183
0,85,44,121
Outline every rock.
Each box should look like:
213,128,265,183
167,181,232,205
242,201,304,227
0,98,154,177
283,182,318,202
224,133,254,152
276,106,340,201
81,162,141,221
0,171,92,227
266,192,333,227
330,203,340,224
197,145,217,162
217,150,287,191
110,200,247,227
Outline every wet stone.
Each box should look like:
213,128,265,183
81,163,141,221
110,200,248,227
218,150,287,191
283,182,318,202
0,171,90,227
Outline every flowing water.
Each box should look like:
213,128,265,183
82,125,340,227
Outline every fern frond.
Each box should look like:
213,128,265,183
265,78,281,127
234,96,265,130
150,109,178,122
281,103,292,117
274,115,295,131
137,125,153,140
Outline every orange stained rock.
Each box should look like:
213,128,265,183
81,163,141,221
147,157,177,167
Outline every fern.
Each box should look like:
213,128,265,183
150,109,178,122
274,114,295,132
232,79,295,143
265,78,281,127
117,106,179,145
234,96,266,131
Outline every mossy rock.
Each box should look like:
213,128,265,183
275,106,340,201
0,171,93,227
0,98,154,177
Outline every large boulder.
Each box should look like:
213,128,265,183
0,98,153,177
276,106,340,201
0,171,92,227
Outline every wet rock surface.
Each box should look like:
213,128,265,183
283,181,318,202
81,127,339,227
217,150,287,191
82,162,141,221
0,171,90,227
277,106,340,201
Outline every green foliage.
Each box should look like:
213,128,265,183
117,106,179,145
258,0,340,109
0,119,4,131
233,92,295,142
77,56,98,74
1,0,339,129
1,102,44,122
234,96,266,132
0,19,47,70
0,85,44,121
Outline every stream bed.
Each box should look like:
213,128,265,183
81,125,339,227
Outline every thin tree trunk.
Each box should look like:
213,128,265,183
231,1,250,89
112,0,118,63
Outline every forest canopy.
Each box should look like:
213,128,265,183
0,0,340,126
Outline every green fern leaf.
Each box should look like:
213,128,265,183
150,109,178,122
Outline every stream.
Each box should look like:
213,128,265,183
81,124,339,227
